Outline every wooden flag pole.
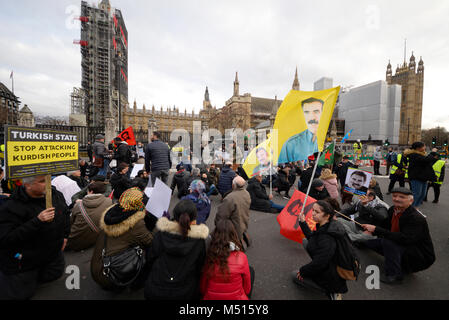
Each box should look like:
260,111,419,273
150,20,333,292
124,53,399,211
45,175,52,209
335,210,364,228
299,151,322,218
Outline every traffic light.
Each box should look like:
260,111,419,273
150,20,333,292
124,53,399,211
432,137,437,146
384,139,390,146
444,140,448,147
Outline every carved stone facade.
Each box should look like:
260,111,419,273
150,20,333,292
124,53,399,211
17,105,35,128
123,69,299,136
386,53,424,145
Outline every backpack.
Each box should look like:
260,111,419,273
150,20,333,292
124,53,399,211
332,232,361,281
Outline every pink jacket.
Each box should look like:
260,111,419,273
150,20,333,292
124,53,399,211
322,178,339,199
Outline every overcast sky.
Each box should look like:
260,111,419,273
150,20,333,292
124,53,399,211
1,0,448,130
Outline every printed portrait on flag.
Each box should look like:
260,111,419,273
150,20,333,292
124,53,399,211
273,87,340,165
242,136,278,178
343,168,372,196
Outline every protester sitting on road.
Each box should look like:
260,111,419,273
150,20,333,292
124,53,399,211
218,162,237,198
247,173,285,214
299,162,319,193
71,175,112,203
186,168,202,188
181,180,211,225
337,189,389,244
362,187,436,284
201,172,218,196
208,164,221,187
0,175,70,300
68,169,89,190
274,164,293,200
136,170,149,183
216,176,252,249
308,179,331,201
91,188,153,291
51,174,81,207
145,200,209,300
336,155,357,188
319,169,339,200
170,164,190,199
293,200,348,300
369,177,384,200
200,219,254,300
110,162,132,201
66,181,113,251
79,159,89,179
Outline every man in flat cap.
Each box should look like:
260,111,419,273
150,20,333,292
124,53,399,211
362,187,435,284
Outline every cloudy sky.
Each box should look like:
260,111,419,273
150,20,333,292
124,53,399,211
1,0,448,129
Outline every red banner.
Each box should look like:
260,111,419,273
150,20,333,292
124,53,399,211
117,127,136,146
276,190,317,244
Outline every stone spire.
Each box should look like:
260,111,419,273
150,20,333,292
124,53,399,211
204,86,210,102
233,72,239,97
292,67,300,90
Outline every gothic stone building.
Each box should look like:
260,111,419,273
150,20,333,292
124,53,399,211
386,53,424,145
122,69,300,140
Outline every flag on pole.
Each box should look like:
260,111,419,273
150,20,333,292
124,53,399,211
317,141,335,166
116,126,136,146
276,190,317,244
273,87,340,165
341,129,353,144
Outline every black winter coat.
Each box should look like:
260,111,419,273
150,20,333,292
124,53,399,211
217,167,236,196
308,187,330,201
114,143,132,165
246,178,271,212
110,173,132,200
145,140,172,172
299,220,348,294
404,149,436,182
144,218,208,300
374,206,435,273
170,170,190,198
299,168,318,193
341,201,388,226
0,186,70,275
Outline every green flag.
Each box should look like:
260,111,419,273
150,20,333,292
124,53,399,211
318,142,335,166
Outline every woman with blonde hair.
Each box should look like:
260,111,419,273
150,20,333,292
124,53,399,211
319,168,340,200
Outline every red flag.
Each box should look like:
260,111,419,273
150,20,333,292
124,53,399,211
276,190,317,244
117,126,136,146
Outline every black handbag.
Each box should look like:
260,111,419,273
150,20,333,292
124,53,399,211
102,234,145,287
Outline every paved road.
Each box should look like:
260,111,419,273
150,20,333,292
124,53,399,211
33,168,449,300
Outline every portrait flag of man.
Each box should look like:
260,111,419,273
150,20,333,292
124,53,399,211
273,87,340,165
242,134,278,178
116,126,136,146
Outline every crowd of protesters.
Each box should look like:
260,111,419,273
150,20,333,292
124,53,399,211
0,135,442,300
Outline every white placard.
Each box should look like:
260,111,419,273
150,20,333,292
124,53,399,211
130,164,145,178
144,187,153,198
145,178,171,218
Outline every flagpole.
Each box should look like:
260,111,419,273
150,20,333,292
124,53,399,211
299,151,322,217
331,139,336,172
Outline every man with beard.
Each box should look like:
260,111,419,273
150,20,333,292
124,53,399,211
278,98,323,164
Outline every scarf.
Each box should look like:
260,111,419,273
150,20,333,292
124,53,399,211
189,179,210,205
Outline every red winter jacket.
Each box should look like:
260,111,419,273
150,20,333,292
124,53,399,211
200,251,251,300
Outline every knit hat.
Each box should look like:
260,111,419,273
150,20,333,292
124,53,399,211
118,187,145,212
95,134,104,140
311,178,324,188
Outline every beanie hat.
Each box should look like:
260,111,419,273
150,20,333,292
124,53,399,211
95,134,104,140
311,178,324,188
118,187,145,212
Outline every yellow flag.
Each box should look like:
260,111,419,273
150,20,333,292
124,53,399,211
274,87,340,164
242,135,277,178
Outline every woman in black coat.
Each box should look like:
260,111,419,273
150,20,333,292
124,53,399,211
293,200,348,300
144,200,209,300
